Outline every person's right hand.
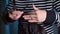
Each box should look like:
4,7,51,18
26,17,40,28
8,10,24,20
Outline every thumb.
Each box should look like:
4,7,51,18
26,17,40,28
32,4,39,11
32,4,39,15
21,11,24,14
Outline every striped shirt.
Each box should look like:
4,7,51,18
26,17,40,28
5,0,60,34
7,0,60,12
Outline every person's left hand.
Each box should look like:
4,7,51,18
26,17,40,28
23,4,47,23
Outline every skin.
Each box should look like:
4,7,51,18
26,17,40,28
9,10,24,20
9,4,47,23
23,4,47,23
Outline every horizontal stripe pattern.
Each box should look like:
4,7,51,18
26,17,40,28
7,0,60,12
7,0,54,11
6,0,60,34
54,0,60,12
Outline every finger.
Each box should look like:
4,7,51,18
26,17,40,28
28,20,38,23
30,15,37,20
20,11,24,15
28,11,36,15
15,11,23,14
23,15,31,20
32,4,39,11
15,15,21,19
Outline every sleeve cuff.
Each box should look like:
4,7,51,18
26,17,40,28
4,13,15,24
43,10,56,25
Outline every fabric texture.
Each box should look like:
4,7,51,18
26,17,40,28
4,0,60,34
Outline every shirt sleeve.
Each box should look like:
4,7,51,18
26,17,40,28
2,9,16,24
54,0,60,24
42,10,56,26
42,0,60,25
54,0,60,12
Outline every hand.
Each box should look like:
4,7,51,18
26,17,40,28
9,10,24,20
23,4,47,23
